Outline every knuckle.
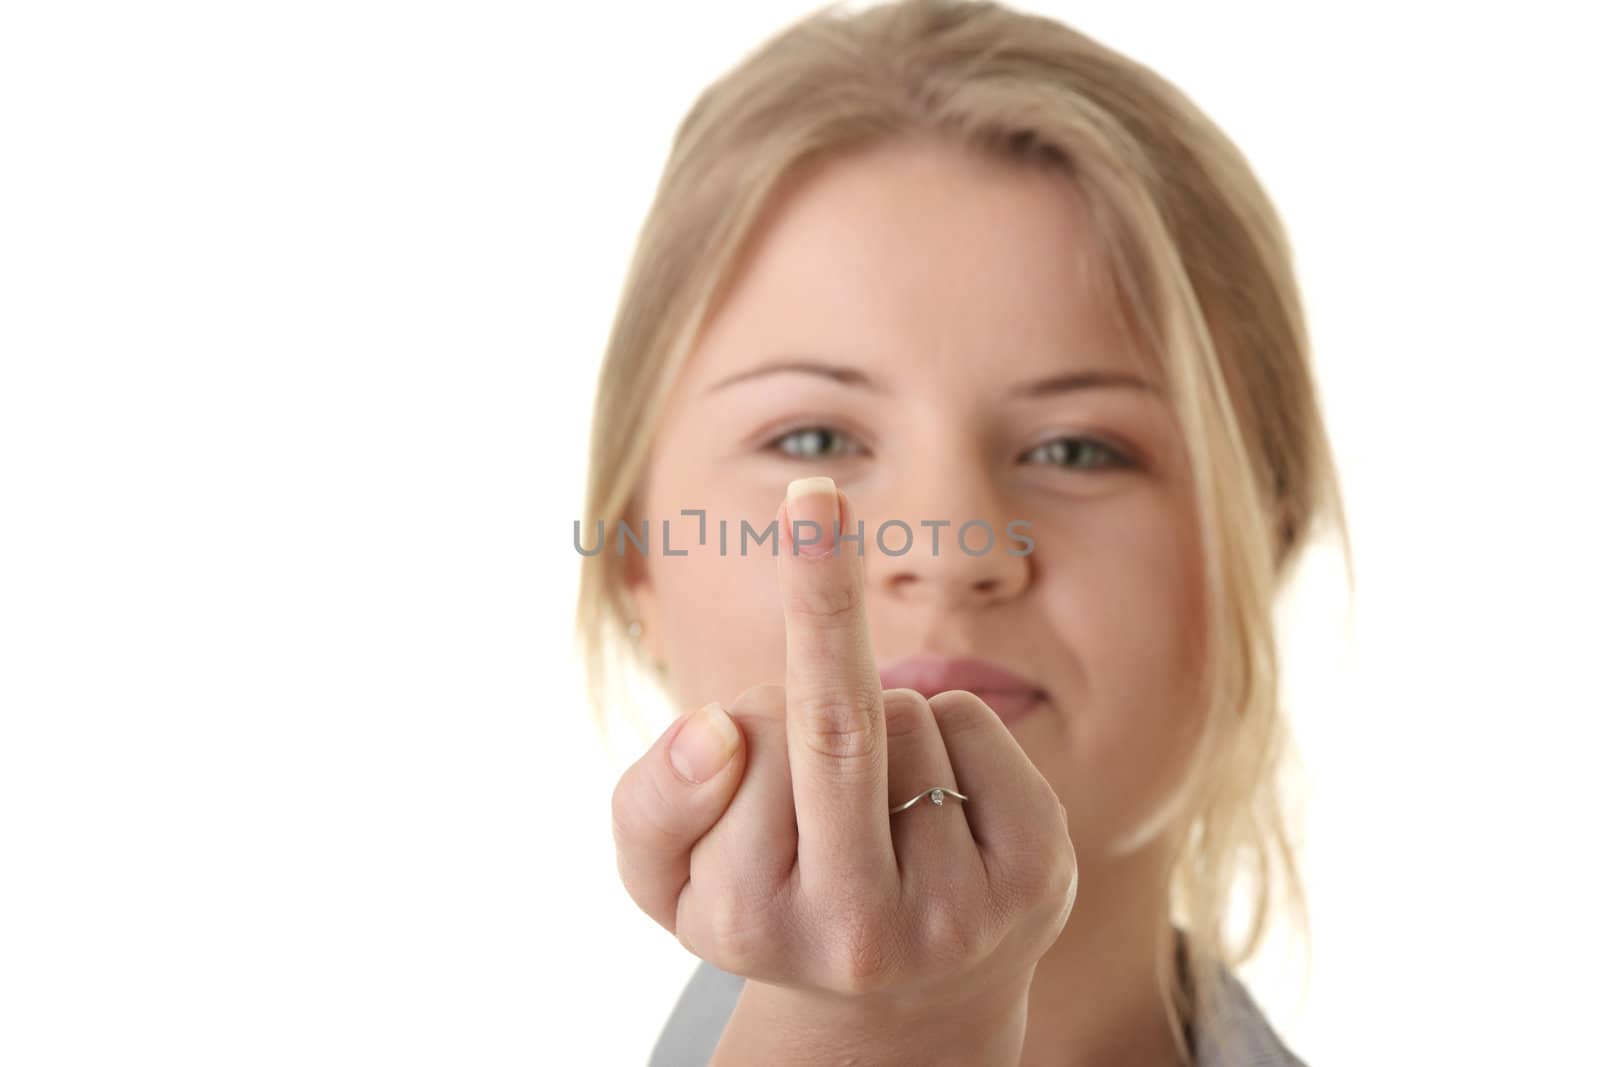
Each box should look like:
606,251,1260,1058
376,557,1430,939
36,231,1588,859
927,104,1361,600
994,841,1053,913
609,776,631,839
881,688,933,740
608,770,647,845
830,914,900,994
1052,821,1080,916
610,762,678,852
793,688,883,766
917,885,987,970
787,575,864,625
1002,831,1076,922
1058,852,1080,920
811,883,900,994
700,886,774,977
673,886,698,954
1033,847,1078,934
729,683,786,720
1030,840,1068,899
927,689,997,736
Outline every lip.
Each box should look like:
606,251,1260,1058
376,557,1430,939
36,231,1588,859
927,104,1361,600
877,653,1047,726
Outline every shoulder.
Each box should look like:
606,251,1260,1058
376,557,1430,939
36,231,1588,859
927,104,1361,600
1192,964,1308,1067
649,961,743,1067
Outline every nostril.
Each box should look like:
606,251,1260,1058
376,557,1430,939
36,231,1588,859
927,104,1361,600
888,573,921,594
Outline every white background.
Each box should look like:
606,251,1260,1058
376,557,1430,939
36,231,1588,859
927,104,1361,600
3,1,1597,1063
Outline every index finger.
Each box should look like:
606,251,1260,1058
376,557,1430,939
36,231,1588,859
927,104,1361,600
776,476,893,892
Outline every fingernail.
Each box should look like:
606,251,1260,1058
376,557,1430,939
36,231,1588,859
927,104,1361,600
669,702,738,784
786,476,838,558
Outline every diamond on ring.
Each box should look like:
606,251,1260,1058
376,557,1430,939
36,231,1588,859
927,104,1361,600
889,785,968,815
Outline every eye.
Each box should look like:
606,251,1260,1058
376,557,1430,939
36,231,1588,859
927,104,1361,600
765,425,864,460
1022,435,1129,471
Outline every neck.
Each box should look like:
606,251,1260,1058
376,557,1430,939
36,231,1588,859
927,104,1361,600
1019,837,1185,1067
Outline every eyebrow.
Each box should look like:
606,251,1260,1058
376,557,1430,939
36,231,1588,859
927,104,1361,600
705,357,1158,398
1007,369,1160,399
704,359,886,395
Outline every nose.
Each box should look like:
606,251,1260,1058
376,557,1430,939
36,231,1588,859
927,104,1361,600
864,460,1032,610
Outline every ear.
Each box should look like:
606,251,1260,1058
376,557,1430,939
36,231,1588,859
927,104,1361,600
622,542,666,666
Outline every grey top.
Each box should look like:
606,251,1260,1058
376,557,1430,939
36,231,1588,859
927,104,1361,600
649,958,1306,1066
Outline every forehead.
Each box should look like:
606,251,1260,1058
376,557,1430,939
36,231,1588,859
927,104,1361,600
686,136,1143,389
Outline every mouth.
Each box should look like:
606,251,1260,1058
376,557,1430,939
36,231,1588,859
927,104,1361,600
877,652,1048,727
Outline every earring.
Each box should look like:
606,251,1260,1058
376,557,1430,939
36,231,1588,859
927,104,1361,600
626,617,666,676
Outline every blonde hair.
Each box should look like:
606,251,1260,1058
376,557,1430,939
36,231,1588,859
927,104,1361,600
574,0,1350,1060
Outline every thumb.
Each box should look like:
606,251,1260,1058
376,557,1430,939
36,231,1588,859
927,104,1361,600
611,702,745,932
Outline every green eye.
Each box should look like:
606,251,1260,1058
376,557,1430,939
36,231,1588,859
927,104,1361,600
770,426,861,460
1024,436,1126,470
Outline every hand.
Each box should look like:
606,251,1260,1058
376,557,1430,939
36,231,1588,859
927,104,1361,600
612,477,1077,1057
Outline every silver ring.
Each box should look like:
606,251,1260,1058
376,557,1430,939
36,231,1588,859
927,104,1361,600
889,786,968,815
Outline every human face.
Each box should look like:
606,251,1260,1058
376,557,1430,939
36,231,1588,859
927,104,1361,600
625,137,1207,862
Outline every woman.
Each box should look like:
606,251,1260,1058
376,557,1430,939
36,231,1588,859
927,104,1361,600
578,0,1347,1063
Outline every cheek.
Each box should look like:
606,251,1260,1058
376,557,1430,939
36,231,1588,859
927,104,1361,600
1030,495,1208,850
637,451,795,706
654,541,788,708
1100,521,1204,706
1055,493,1205,704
